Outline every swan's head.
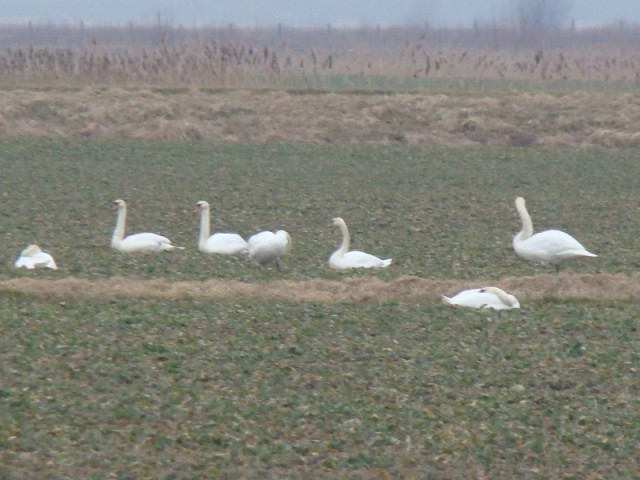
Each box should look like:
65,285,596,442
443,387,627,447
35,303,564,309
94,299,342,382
21,244,42,256
112,199,127,211
481,287,520,308
194,200,210,213
332,217,345,228
515,197,526,209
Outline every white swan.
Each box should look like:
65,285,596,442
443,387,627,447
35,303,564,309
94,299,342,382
247,230,292,269
513,197,597,270
14,244,57,270
195,201,248,256
329,217,392,270
111,199,183,253
442,287,520,310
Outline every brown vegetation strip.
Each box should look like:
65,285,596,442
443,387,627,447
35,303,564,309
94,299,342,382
2,273,639,303
2,88,640,147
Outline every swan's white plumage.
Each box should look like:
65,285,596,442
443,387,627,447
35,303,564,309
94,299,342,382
248,230,292,268
195,201,248,255
442,287,520,310
329,217,392,270
512,197,597,267
15,244,57,270
111,199,183,253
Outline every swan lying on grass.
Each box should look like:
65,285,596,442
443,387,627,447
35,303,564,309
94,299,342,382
15,244,57,270
111,199,183,253
247,230,292,269
442,287,520,310
513,197,597,271
194,200,248,255
329,217,392,270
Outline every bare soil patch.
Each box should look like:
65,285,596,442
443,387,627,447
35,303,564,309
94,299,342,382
2,88,640,147
3,273,639,303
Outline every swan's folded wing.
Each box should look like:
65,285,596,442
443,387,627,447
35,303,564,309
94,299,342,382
33,252,57,269
207,233,249,255
343,251,391,268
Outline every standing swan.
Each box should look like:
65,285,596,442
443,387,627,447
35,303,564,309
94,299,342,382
194,201,248,255
111,199,183,253
442,287,520,310
329,217,392,270
513,197,597,270
15,244,58,270
247,230,292,269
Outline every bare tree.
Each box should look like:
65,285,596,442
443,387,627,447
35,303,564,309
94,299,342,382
505,0,573,30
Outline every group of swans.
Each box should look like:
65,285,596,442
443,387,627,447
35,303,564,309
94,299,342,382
112,200,383,271
15,196,598,310
443,196,597,310
111,199,292,268
197,200,292,268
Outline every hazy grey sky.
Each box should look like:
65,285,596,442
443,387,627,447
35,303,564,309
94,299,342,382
1,1,639,28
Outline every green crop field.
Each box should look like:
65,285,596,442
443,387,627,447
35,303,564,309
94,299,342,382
1,139,640,478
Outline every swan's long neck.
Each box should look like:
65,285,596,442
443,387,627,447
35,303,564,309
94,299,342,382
111,206,126,246
483,287,515,307
338,222,350,254
199,208,211,249
515,201,534,242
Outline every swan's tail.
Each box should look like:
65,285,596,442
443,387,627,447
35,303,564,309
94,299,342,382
381,259,393,268
441,295,454,305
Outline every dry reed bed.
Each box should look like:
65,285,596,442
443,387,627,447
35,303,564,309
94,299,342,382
3,273,639,303
2,33,640,87
2,87,640,147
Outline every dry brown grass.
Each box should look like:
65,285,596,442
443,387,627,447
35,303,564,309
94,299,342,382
3,273,640,303
2,87,640,147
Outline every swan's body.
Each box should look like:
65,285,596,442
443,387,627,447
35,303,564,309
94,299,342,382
195,201,248,255
247,230,292,269
111,199,183,253
329,217,392,270
442,287,520,310
14,244,57,270
513,197,597,269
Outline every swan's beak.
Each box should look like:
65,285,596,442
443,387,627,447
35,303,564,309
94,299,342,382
111,203,118,210
193,205,200,213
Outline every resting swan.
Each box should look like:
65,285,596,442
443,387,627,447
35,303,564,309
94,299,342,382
329,217,392,270
513,197,597,270
442,287,520,310
195,201,248,255
247,230,292,269
111,199,183,253
14,244,57,269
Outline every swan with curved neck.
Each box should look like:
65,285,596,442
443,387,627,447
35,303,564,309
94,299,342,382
195,201,248,255
513,197,597,270
442,286,520,310
111,199,183,253
15,244,58,269
329,217,392,270
247,229,292,270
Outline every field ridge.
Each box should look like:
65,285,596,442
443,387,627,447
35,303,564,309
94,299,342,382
2,88,640,147
2,273,639,303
